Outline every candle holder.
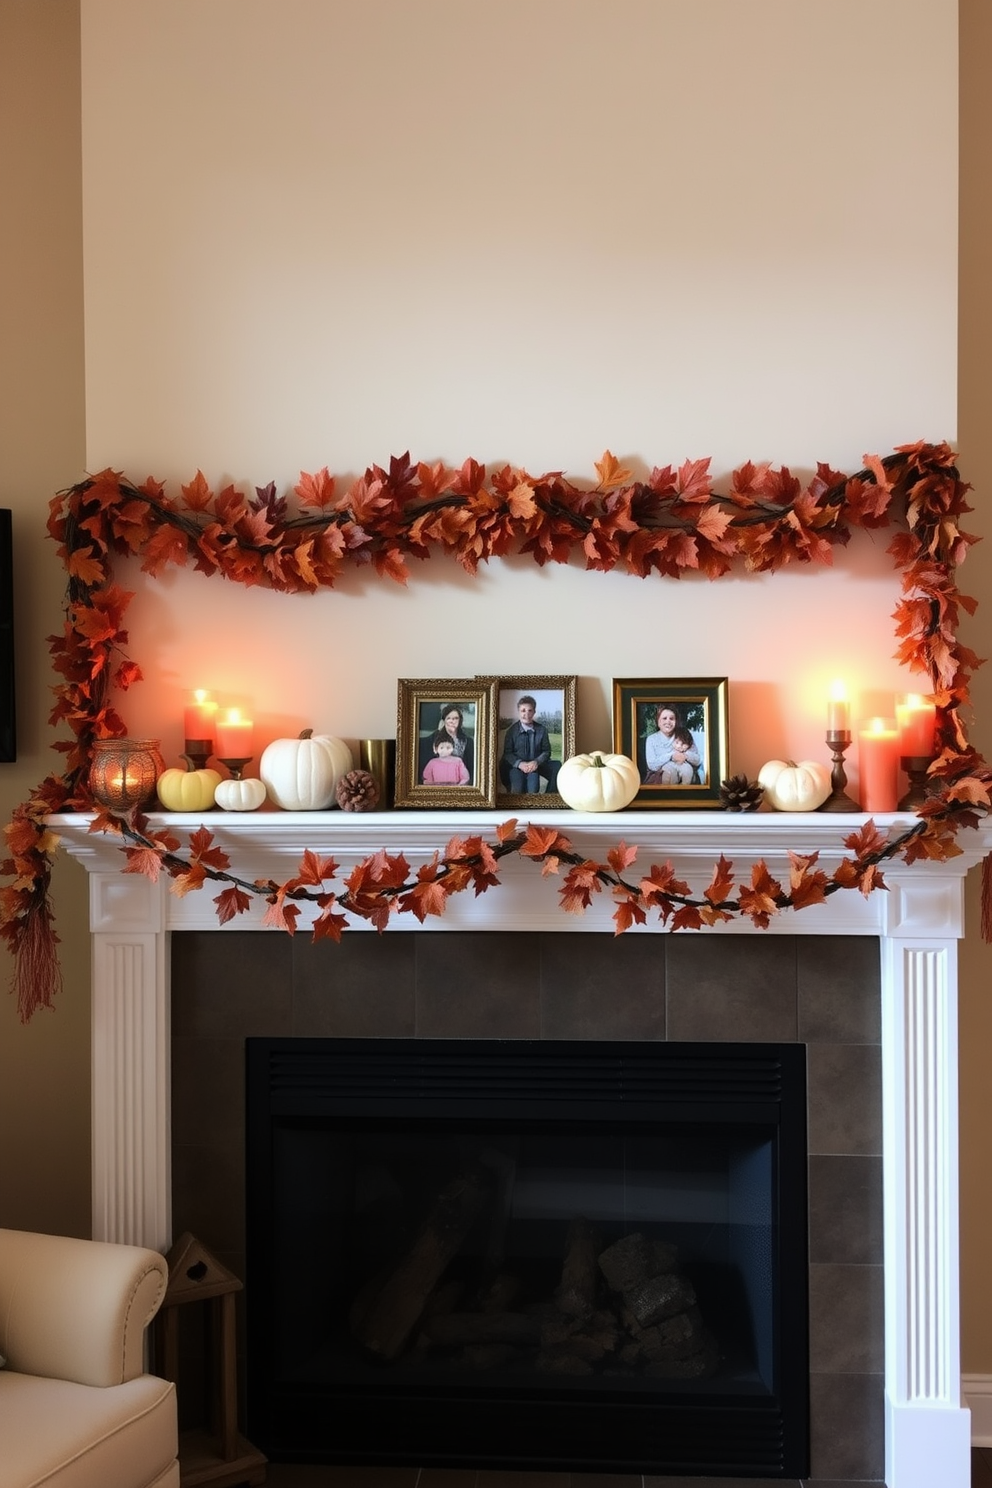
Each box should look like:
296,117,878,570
88,737,165,814
818,729,861,812
183,739,214,771
898,754,936,812
218,756,253,781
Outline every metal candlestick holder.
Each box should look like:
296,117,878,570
217,756,252,781
898,754,935,812
818,729,861,812
183,738,214,771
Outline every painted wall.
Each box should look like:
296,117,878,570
79,0,957,779
956,0,992,1377
4,0,992,1370
0,0,89,1235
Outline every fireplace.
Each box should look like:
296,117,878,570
51,805,992,1488
244,1036,810,1476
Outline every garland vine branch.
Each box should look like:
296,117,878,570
2,439,990,1020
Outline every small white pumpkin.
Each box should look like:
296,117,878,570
757,758,832,812
214,775,268,812
259,729,353,811
556,750,641,812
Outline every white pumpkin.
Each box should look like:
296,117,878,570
259,729,354,811
757,758,832,812
556,751,641,812
214,775,268,812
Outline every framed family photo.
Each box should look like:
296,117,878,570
612,677,729,809
482,675,576,809
394,678,497,807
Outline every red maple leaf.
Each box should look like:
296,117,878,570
214,885,252,924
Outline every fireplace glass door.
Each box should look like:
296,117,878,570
246,1038,809,1477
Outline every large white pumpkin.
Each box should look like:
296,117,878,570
556,751,641,812
259,729,353,810
757,758,832,812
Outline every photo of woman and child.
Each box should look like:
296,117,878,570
420,702,475,786
641,702,706,786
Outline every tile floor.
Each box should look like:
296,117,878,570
250,1464,885,1487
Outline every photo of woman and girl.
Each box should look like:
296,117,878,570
420,702,474,786
641,702,705,786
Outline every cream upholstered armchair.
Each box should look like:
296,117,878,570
0,1227,179,1488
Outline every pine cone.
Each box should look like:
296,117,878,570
336,768,380,812
719,773,764,812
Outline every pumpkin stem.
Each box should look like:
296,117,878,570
300,729,313,740
590,753,605,767
180,753,198,772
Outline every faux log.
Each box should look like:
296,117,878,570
352,1166,490,1361
555,1216,601,1318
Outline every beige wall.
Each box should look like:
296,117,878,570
0,0,89,1235
3,0,991,1370
77,1,958,778
956,0,992,1375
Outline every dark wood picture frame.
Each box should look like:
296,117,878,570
481,674,576,810
612,676,729,809
394,678,497,808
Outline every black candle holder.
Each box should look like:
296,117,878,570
818,729,861,812
183,738,214,771
218,756,252,781
898,754,935,812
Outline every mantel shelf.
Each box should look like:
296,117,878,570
49,808,992,940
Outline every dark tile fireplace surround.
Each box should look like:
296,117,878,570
171,929,884,1488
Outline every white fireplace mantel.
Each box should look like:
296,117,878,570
52,807,992,1488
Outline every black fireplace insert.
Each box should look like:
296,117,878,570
245,1037,809,1478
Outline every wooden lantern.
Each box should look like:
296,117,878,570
154,1232,266,1488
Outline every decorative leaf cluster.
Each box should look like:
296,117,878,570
2,440,990,1021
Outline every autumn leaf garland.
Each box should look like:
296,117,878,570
2,439,991,1021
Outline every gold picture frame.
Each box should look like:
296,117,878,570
394,678,497,808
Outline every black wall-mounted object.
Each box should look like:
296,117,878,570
0,510,15,762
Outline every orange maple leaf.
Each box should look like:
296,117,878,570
520,825,573,859
181,471,214,511
704,855,735,906
66,547,107,585
613,896,647,934
122,846,164,881
607,841,638,876
295,468,337,511
400,879,449,922
594,451,634,491
261,896,301,934
170,863,208,898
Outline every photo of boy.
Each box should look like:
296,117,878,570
498,692,561,795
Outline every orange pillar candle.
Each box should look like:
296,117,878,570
896,693,937,758
858,717,900,813
216,707,254,759
183,689,218,745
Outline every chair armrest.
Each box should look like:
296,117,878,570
0,1227,168,1387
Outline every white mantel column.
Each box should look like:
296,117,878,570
89,868,171,1251
881,872,972,1488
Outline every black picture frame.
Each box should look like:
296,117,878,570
612,676,729,809
0,511,14,763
